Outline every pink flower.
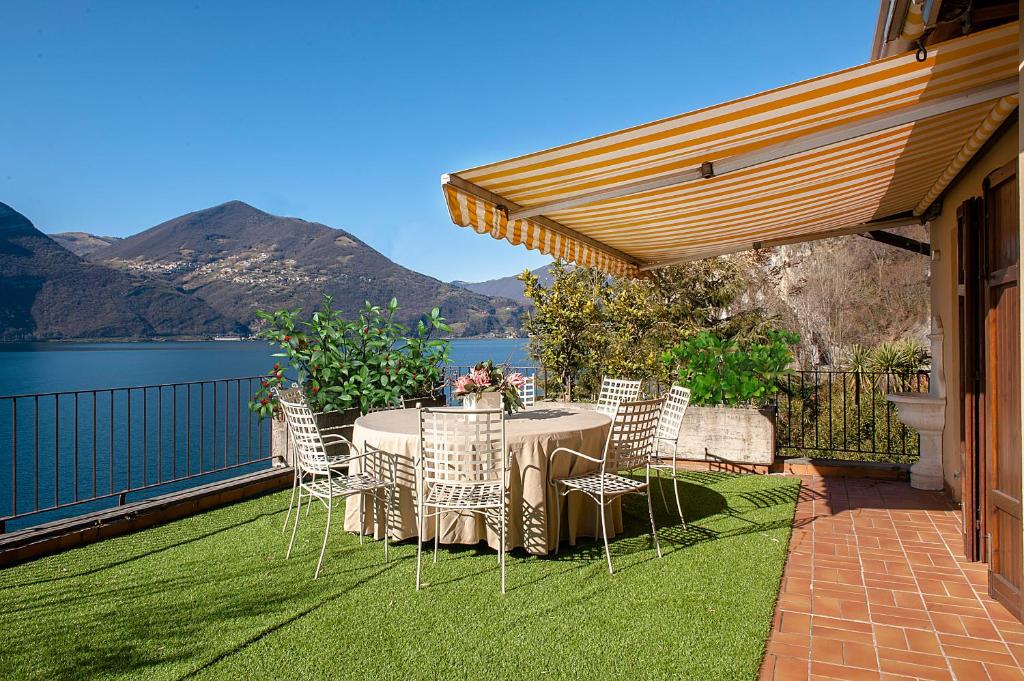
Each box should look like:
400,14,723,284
470,367,491,387
506,372,526,388
453,374,474,395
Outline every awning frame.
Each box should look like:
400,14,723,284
506,77,1017,222
441,173,642,267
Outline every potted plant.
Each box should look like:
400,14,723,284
660,330,798,465
249,296,451,451
452,361,526,416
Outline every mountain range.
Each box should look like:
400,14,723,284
6,198,926,353
0,202,244,341
452,264,554,305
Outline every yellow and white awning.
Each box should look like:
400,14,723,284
441,22,1018,278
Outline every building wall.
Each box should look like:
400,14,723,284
931,120,1019,501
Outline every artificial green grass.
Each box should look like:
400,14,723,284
0,472,800,681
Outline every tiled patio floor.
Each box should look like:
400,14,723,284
761,476,1024,681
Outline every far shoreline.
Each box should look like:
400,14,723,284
0,336,528,345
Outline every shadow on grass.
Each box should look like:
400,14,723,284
181,561,401,679
0,507,287,591
4,475,804,678
537,475,800,575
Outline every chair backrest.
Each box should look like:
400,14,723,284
517,375,536,407
596,377,642,416
656,385,691,442
602,398,664,473
418,407,506,488
276,388,350,475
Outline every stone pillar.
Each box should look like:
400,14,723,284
271,418,292,467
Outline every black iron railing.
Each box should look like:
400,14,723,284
0,377,273,532
774,369,929,463
445,365,927,463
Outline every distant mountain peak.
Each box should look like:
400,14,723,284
452,264,555,305
91,202,528,337
0,202,244,340
0,201,39,237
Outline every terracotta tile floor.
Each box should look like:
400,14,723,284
760,476,1024,681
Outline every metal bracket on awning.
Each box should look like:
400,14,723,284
699,162,715,179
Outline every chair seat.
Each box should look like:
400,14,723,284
554,472,648,496
301,472,390,499
425,482,504,510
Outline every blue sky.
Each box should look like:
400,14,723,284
2,1,878,282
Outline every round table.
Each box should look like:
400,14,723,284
343,406,617,555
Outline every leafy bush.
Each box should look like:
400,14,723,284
518,258,772,401
249,296,450,417
661,330,799,407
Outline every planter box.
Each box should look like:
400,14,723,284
674,405,776,465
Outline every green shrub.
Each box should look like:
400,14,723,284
660,330,799,407
249,295,450,417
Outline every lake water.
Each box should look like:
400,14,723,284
0,339,531,530
0,338,531,396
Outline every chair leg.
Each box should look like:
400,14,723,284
286,487,302,559
433,514,439,564
599,498,613,575
358,493,365,545
500,499,507,594
416,504,425,591
646,473,662,559
553,487,562,555
314,495,332,579
282,468,298,531
657,467,671,516
671,464,686,528
379,489,389,562
385,486,394,561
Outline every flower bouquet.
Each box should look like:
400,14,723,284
452,360,526,415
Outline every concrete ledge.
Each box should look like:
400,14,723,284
770,457,911,480
0,468,293,568
667,457,911,479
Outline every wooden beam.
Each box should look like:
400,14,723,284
509,77,1018,222
637,216,919,270
860,230,932,255
441,174,641,266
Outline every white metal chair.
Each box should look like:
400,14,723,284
596,377,642,417
276,387,355,532
517,375,536,407
278,389,396,579
416,407,510,593
549,397,665,574
650,385,692,524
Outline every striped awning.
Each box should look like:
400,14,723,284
441,22,1018,278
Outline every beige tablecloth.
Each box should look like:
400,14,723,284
343,406,618,555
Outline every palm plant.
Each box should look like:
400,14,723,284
841,344,873,406
867,338,929,392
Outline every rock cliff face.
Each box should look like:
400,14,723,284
745,227,932,365
90,201,527,337
0,202,244,341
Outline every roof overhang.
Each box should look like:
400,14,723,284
440,22,1018,277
